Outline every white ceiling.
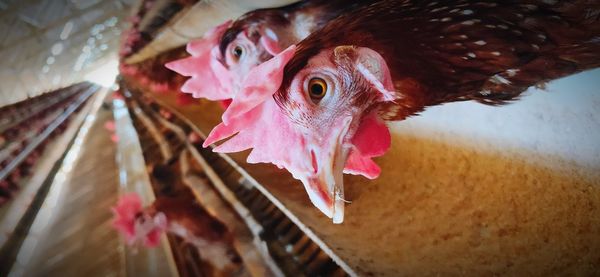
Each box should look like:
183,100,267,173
0,0,136,107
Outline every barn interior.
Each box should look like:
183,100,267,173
0,0,599,276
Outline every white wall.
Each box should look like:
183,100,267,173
391,68,600,171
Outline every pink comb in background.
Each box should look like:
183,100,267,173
112,193,143,244
111,193,167,247
165,21,233,101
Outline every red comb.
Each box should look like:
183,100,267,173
221,45,296,124
112,193,143,243
344,113,390,179
165,21,233,101
204,98,307,171
206,99,389,179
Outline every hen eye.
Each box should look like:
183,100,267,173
308,78,327,100
231,45,243,61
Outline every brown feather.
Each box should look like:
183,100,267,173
277,0,600,120
219,0,380,57
150,196,230,242
147,162,231,243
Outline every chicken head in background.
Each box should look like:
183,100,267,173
165,21,233,101
112,193,244,273
166,0,378,103
112,193,167,248
204,0,600,223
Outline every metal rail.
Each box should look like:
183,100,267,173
0,85,103,276
0,104,73,163
112,97,181,277
125,91,350,276
0,85,97,182
0,84,89,134
129,96,285,276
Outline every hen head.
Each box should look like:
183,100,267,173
166,20,280,101
204,45,396,223
219,21,282,90
112,193,168,247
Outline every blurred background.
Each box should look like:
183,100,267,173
0,0,599,276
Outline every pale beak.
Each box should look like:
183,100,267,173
300,117,352,224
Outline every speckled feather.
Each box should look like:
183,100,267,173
149,196,230,242
148,163,231,242
219,0,379,60
277,0,600,120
